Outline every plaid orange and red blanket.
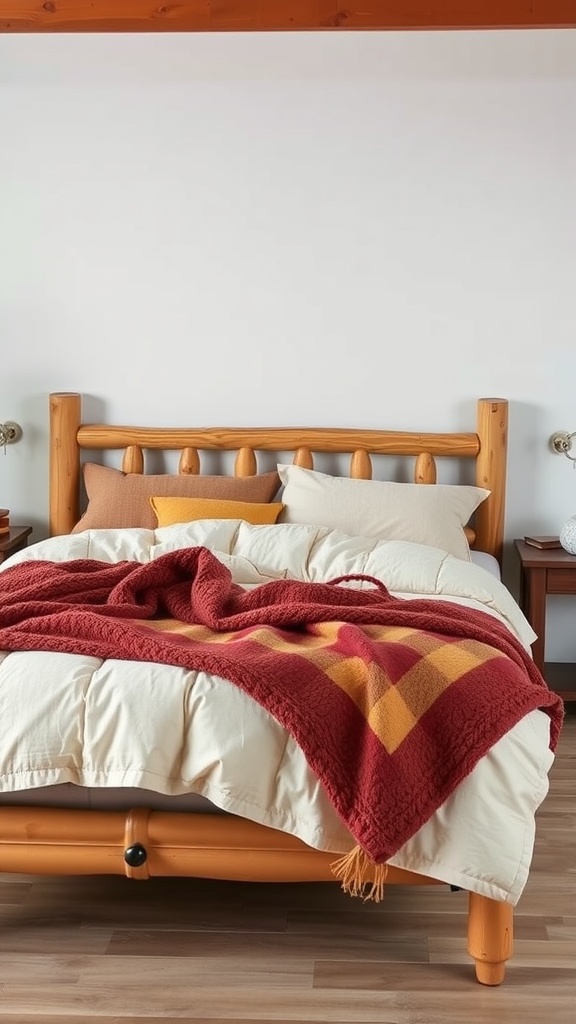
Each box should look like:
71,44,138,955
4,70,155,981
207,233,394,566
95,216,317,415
0,546,563,876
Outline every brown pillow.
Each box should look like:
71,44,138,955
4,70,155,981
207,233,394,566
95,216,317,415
72,463,280,533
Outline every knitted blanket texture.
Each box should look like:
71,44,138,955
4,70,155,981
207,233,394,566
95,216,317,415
0,547,563,863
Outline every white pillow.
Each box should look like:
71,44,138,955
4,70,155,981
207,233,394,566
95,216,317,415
277,464,490,562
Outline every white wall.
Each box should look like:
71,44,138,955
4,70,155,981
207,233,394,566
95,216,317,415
1,30,575,656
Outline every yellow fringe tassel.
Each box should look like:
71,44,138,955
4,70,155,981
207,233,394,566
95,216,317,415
330,845,388,903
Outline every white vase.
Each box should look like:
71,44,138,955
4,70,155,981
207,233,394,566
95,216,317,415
559,515,576,554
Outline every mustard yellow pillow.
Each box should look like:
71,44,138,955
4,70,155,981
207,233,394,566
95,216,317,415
150,496,285,528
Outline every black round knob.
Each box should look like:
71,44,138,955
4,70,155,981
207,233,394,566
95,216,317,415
124,842,147,867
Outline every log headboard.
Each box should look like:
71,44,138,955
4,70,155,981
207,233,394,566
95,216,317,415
49,393,508,564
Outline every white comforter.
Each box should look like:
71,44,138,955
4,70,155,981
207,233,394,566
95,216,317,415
0,522,554,904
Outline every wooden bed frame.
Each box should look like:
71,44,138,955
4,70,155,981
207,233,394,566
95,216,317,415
1,393,512,985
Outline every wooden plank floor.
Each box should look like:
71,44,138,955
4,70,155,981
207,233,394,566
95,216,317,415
0,711,574,1022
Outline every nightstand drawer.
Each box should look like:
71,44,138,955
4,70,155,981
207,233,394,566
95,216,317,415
547,567,576,593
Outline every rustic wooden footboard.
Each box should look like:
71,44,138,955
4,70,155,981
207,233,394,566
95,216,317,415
0,806,513,985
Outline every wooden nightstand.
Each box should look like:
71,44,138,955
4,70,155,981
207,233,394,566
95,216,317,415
0,525,33,565
515,539,576,700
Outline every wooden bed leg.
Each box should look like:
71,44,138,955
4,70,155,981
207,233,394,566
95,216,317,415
467,892,513,985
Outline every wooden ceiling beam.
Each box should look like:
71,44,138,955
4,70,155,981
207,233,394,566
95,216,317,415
1,2,575,34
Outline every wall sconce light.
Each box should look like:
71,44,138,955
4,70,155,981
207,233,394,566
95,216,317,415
550,430,576,463
551,429,576,554
0,421,23,451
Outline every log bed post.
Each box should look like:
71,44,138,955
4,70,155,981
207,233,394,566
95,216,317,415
49,392,81,536
475,398,508,565
468,891,514,986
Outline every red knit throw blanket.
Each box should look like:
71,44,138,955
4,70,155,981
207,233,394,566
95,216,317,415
0,547,563,869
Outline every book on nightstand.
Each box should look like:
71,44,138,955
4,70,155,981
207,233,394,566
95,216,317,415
523,535,562,549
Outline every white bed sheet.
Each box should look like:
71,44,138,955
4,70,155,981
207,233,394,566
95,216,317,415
470,550,501,579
